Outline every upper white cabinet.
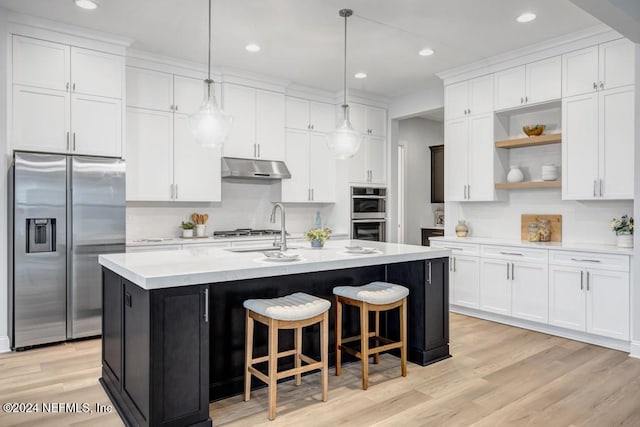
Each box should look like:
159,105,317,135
494,56,561,110
285,97,336,133
281,130,336,203
444,113,496,201
445,74,494,120
70,47,123,99
12,35,124,157
223,83,285,160
126,67,222,202
563,85,634,200
347,103,387,184
562,39,635,97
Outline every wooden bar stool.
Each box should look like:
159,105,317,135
333,281,409,390
243,292,331,420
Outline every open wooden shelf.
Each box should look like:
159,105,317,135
495,133,562,149
495,180,561,190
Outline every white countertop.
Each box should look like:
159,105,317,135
429,236,633,256
99,240,450,290
126,233,349,247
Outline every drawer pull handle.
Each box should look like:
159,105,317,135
499,251,523,256
444,247,464,251
570,258,601,263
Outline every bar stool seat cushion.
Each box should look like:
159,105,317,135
243,292,331,321
333,281,409,305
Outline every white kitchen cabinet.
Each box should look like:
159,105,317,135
70,47,123,99
173,114,222,202
450,255,480,309
349,135,385,185
586,269,630,340
12,85,70,153
563,86,634,200
347,104,366,134
444,113,495,201
126,67,173,111
494,56,561,110
285,97,336,133
347,103,386,137
11,35,124,157
563,39,635,97
13,36,70,92
511,261,549,323
223,83,284,160
282,130,335,203
445,74,494,120
174,75,209,116
480,258,511,316
126,108,174,201
71,94,122,157
549,252,630,341
255,90,285,160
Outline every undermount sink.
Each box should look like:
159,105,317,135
225,245,301,253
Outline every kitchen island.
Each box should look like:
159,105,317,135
98,240,450,427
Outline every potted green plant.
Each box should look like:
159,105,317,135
181,221,195,238
611,215,633,248
305,227,332,248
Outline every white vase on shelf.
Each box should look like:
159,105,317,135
507,166,524,183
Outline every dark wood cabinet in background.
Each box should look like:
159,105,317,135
422,227,445,246
430,144,444,203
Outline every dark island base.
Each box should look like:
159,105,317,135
101,258,449,427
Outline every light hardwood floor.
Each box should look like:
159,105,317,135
1,313,640,426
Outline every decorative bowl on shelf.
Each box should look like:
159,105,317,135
523,125,546,137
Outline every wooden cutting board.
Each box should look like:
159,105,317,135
521,214,562,242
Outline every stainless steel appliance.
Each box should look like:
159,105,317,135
351,186,387,241
221,157,291,180
9,152,125,349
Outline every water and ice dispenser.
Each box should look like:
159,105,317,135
26,218,56,253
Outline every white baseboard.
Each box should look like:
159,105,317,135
451,305,631,354
630,341,640,359
0,335,11,353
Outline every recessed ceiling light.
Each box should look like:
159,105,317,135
516,12,536,23
418,48,435,57
245,43,261,53
74,0,98,10
354,72,367,79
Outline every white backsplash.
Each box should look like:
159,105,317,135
126,179,350,240
445,190,633,245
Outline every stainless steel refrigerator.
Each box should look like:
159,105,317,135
9,152,125,350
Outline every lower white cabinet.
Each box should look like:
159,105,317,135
511,262,548,323
480,258,511,315
282,130,335,202
449,255,480,308
549,263,629,341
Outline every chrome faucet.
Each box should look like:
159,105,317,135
270,203,287,251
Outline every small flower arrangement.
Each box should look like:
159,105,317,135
611,215,633,235
305,228,332,244
181,221,195,230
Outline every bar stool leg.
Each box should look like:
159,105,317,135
295,327,302,386
321,311,329,402
335,296,342,376
360,301,369,390
244,311,254,402
268,318,279,421
373,311,380,365
400,298,407,377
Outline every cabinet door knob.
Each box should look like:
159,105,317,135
506,262,510,280
72,83,76,92
593,82,598,90
427,262,432,284
66,132,70,150
175,105,179,111
203,288,209,323
520,97,524,104
593,180,597,197
580,270,584,290
599,82,604,89
524,96,528,103
468,108,471,114
72,133,76,151
66,82,70,92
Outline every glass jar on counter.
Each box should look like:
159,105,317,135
537,219,551,242
527,222,539,242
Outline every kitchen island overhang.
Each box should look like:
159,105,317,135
99,241,450,427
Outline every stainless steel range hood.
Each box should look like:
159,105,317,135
221,157,291,180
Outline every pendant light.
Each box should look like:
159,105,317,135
189,0,232,147
328,9,361,160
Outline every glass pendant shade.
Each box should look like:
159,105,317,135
329,105,362,159
189,81,232,147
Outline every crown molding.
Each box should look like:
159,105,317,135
335,89,390,108
8,12,132,55
126,48,211,80
437,24,623,85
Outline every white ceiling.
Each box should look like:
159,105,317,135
0,0,601,97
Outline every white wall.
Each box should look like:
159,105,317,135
127,163,350,239
0,8,9,352
397,117,444,245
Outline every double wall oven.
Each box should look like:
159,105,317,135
351,186,386,241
